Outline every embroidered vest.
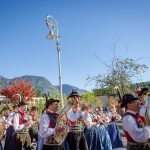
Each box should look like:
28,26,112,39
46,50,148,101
123,112,141,143
66,110,82,126
18,111,28,125
46,112,58,128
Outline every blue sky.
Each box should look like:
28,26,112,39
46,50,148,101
0,0,150,91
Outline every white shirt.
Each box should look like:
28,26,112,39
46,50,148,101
107,111,122,121
122,110,150,143
139,105,146,117
39,112,55,138
7,112,15,127
67,108,83,122
83,112,95,129
13,113,25,131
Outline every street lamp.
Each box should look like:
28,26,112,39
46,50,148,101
46,15,63,109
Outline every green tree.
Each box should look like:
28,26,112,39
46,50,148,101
87,44,148,96
34,89,42,97
35,99,45,115
81,92,102,106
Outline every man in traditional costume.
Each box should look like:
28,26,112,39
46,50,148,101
7,101,32,150
66,90,88,150
4,104,19,150
121,93,150,150
38,98,65,150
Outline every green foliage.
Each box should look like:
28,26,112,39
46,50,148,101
50,91,60,99
87,47,148,96
35,98,45,115
93,88,108,96
81,92,102,106
34,89,42,97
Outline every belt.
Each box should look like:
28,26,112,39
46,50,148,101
16,128,29,133
69,126,83,132
127,142,145,150
44,136,62,145
16,131,28,134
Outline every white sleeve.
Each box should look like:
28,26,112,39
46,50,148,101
139,105,146,117
13,114,25,131
116,113,122,121
39,114,55,138
84,113,94,128
105,116,110,123
67,109,82,122
107,112,112,119
7,113,14,126
123,115,150,143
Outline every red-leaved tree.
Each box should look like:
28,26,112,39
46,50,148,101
1,79,35,103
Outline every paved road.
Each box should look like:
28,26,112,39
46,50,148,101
2,138,127,150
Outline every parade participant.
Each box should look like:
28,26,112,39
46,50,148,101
83,103,99,150
0,117,7,150
66,90,88,150
37,108,47,150
4,104,19,150
84,104,112,150
0,105,8,150
121,93,150,150
97,106,110,123
38,98,65,150
107,104,123,149
108,104,122,122
29,106,38,143
136,87,149,123
0,121,6,150
7,101,32,150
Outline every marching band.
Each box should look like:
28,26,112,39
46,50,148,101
1,88,150,150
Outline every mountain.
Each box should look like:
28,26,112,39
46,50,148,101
62,84,87,96
0,75,87,96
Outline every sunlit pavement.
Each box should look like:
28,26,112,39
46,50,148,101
1,138,37,150
2,133,127,150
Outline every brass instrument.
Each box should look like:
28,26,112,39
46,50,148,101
54,100,75,144
53,99,78,144
45,101,72,145
0,104,6,140
32,120,39,133
0,117,6,139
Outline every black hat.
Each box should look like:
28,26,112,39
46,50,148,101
46,98,60,108
68,89,81,98
139,88,149,96
31,106,37,111
121,94,139,108
18,101,27,107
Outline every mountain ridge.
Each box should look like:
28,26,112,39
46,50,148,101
0,75,87,96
